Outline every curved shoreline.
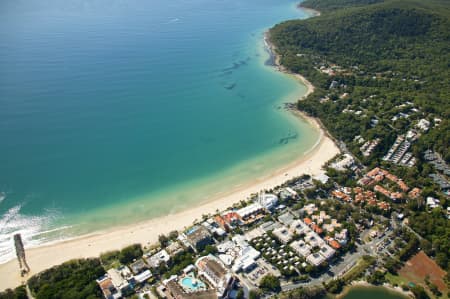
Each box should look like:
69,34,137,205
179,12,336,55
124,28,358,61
0,6,339,292
0,117,338,291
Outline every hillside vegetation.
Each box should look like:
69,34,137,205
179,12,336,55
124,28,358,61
301,0,384,12
270,0,450,160
270,0,450,275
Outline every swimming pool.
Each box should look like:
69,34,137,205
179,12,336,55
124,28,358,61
180,274,206,292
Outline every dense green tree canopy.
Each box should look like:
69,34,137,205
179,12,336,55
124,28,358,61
28,259,104,299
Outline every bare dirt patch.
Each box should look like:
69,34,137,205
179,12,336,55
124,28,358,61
398,251,447,292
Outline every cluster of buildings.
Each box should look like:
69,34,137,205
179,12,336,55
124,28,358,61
332,187,391,211
97,265,152,299
158,254,234,299
424,150,450,193
216,235,260,273
382,134,416,167
360,138,380,157
357,167,417,202
330,154,356,171
416,118,430,132
268,206,347,268
317,64,344,76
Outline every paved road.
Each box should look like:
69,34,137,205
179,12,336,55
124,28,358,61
279,228,394,293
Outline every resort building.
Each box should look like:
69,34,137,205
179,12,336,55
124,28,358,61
202,219,226,237
278,211,295,226
166,241,185,257
306,252,326,267
161,275,216,299
289,219,311,235
304,231,324,248
416,118,430,131
96,275,120,299
324,236,341,250
272,226,293,244
256,193,278,210
330,154,355,171
133,270,152,284
335,229,348,245
332,190,352,202
235,203,264,220
184,225,213,252
195,255,234,299
97,268,133,298
302,203,318,215
129,259,147,275
145,249,170,268
290,240,312,257
426,197,441,209
216,235,260,272
318,244,335,260
230,235,260,273
408,187,422,199
219,212,241,230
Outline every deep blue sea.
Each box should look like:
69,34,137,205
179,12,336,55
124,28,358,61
0,0,316,262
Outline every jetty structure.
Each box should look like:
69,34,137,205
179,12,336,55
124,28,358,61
14,234,30,275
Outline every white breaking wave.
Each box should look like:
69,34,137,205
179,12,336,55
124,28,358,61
0,204,67,264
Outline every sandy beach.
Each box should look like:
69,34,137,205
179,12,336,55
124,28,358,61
0,26,340,291
0,109,339,291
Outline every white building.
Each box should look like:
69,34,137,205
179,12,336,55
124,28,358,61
133,270,152,284
289,220,311,235
306,253,326,267
272,226,293,244
257,193,278,210
290,240,312,257
330,154,355,171
318,244,335,260
236,203,263,219
426,197,440,209
305,231,324,248
416,119,430,131
196,255,233,298
145,249,170,268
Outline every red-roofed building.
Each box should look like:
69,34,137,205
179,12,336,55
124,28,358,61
215,215,227,231
311,224,323,235
304,217,312,225
386,173,399,182
397,180,410,192
378,201,391,211
332,190,351,202
374,185,391,198
355,193,364,203
374,174,384,182
368,199,377,206
358,177,373,186
408,187,421,199
390,192,404,201
367,167,381,178
329,240,341,249
223,212,240,227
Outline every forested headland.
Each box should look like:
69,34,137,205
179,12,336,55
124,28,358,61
270,0,450,279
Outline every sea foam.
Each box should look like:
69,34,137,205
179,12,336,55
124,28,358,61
0,204,66,264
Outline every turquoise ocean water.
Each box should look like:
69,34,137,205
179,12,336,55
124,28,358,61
0,0,317,262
